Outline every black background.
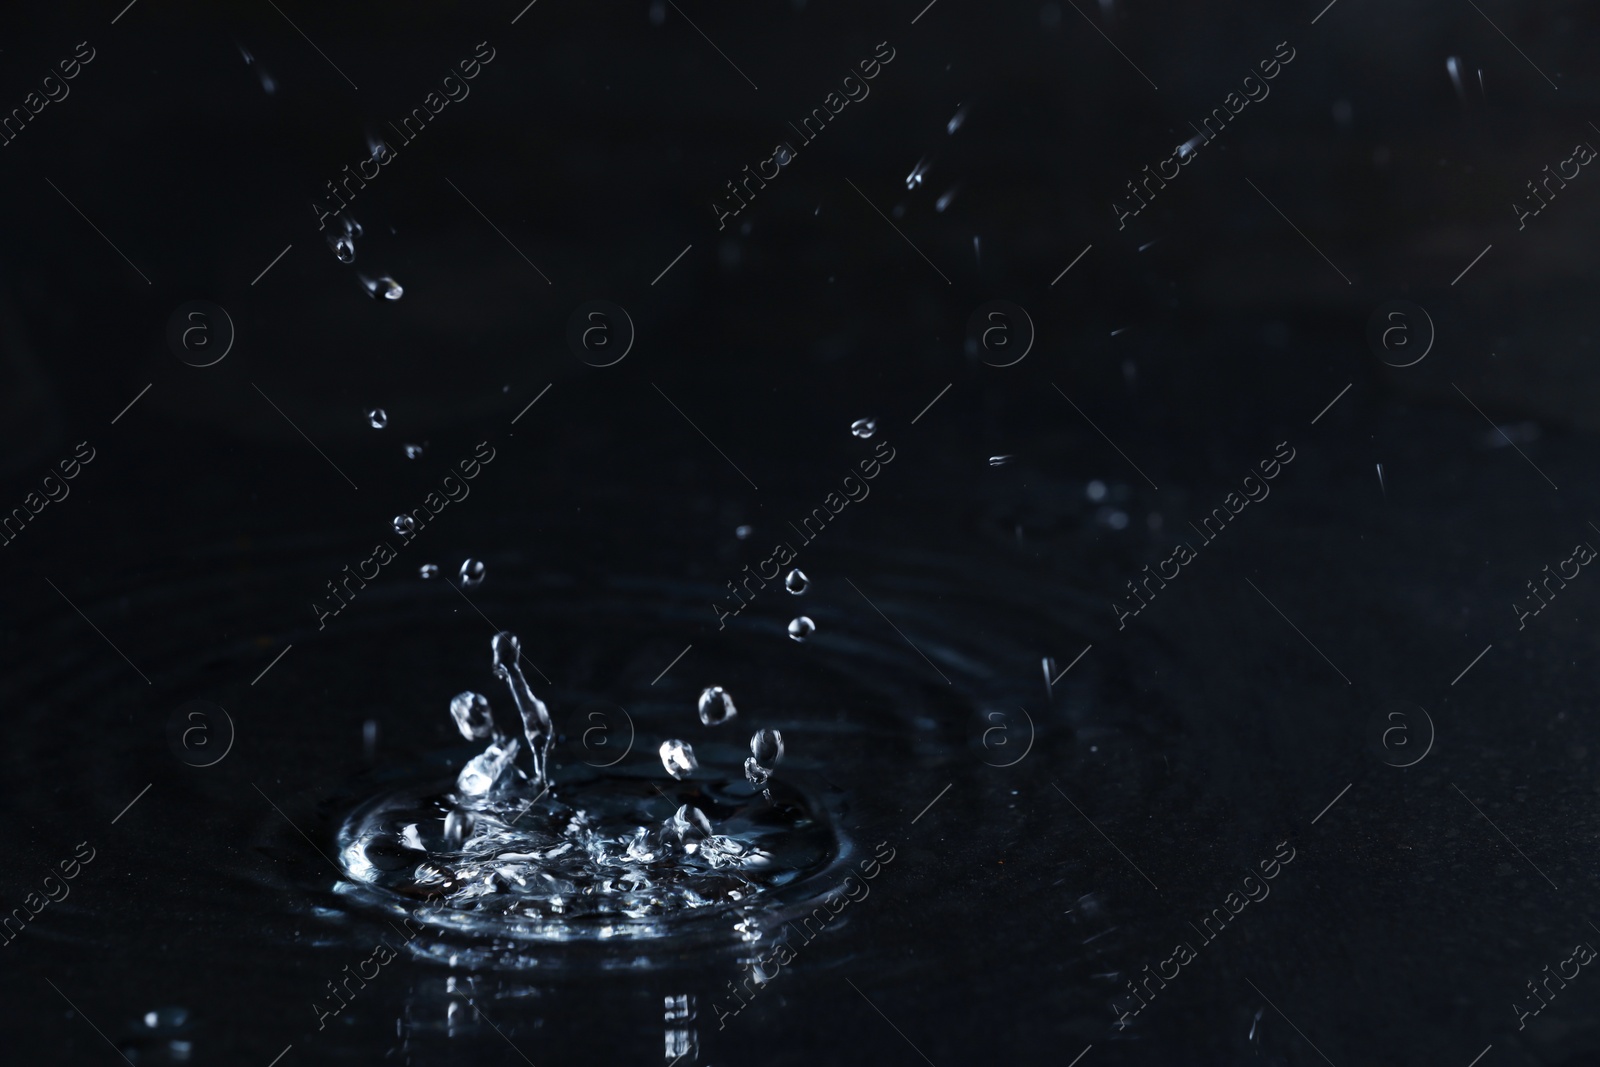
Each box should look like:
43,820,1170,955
3,1,1600,1064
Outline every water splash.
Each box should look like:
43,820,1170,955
492,631,554,792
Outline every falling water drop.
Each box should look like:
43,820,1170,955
1446,57,1466,103
449,691,496,741
735,525,753,540
1086,479,1108,502
989,455,1014,467
404,443,424,459
850,417,877,439
946,103,969,134
697,686,737,726
659,740,699,780
330,233,356,264
744,728,785,787
905,155,931,190
935,187,958,212
784,568,809,595
419,563,439,580
358,274,404,300
459,559,486,588
367,408,388,429
393,514,416,535
787,616,815,642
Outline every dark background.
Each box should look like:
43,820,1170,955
2,1,1600,1064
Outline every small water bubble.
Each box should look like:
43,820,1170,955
659,740,699,780
988,455,1014,467
443,809,477,848
419,563,439,580
1086,479,1108,502
850,417,877,439
735,524,753,540
404,443,424,459
459,559,486,588
450,692,495,741
784,568,809,595
367,408,388,429
697,686,737,726
787,616,815,642
393,514,416,536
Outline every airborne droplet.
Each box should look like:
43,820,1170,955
784,568,809,595
449,691,496,741
459,559,486,588
850,417,876,439
697,686,737,726
787,616,815,642
659,739,699,780
367,408,388,429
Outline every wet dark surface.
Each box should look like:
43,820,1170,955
3,1,1600,1064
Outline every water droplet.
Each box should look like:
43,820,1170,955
750,728,784,766
419,563,439,579
784,568,809,595
393,514,416,535
330,233,356,264
358,273,404,300
142,1007,190,1031
735,524,753,540
697,686,737,726
935,187,958,212
947,103,969,134
1446,56,1466,101
450,691,496,741
1086,479,1108,502
659,739,699,779
989,455,1014,466
905,155,931,190
340,213,363,239
787,616,815,642
459,559,486,587
404,443,424,459
744,757,772,788
850,417,877,439
443,808,477,847
367,408,388,429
